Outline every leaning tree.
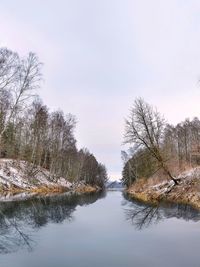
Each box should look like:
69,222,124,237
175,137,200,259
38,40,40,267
124,98,178,185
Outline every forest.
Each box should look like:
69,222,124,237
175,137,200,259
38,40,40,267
122,98,200,187
0,47,107,188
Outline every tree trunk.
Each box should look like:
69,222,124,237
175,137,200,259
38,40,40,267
161,163,178,185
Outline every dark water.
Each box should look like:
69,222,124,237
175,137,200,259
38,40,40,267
1,191,200,267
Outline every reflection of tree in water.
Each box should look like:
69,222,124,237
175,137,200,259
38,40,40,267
123,193,200,230
0,213,34,254
125,205,161,230
0,191,106,254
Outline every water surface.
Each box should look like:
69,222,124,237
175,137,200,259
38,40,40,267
1,191,200,267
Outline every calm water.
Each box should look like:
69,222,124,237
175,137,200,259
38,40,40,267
1,191,200,267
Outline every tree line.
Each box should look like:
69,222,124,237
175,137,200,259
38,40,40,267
0,47,107,187
122,98,200,187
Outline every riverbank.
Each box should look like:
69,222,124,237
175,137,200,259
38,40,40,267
126,167,200,209
0,159,101,201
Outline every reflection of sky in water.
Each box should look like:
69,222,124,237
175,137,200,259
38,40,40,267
1,191,200,267
0,191,106,254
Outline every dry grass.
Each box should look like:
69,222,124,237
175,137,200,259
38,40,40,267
75,185,99,194
1,185,26,194
0,184,99,197
31,186,68,194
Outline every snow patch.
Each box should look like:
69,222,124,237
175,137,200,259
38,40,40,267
0,159,72,192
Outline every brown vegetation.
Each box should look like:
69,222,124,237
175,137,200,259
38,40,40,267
75,185,100,194
31,186,68,194
127,168,200,209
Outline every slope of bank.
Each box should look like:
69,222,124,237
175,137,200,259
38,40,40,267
127,167,200,209
0,159,100,201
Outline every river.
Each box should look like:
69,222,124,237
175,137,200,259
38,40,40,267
1,190,200,267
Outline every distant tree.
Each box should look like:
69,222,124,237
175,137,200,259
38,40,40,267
96,163,108,187
121,150,137,187
121,149,157,187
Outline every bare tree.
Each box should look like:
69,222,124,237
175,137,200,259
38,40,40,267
0,49,42,153
0,47,107,188
0,48,19,93
124,98,178,184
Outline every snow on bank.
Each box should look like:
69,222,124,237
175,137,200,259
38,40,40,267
151,167,200,194
0,159,72,191
127,167,200,209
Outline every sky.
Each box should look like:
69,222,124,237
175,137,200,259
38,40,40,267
1,0,200,180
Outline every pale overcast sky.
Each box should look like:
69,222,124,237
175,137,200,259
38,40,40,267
1,0,200,180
